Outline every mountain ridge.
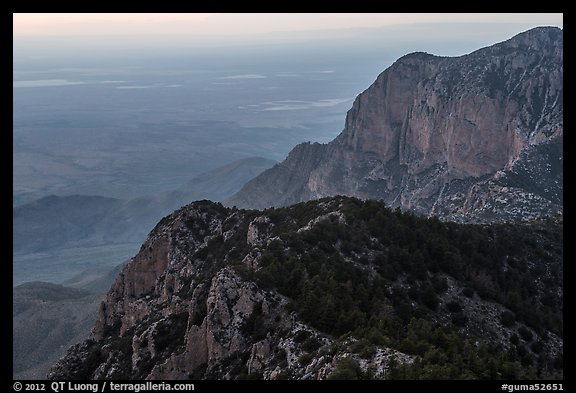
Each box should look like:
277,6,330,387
226,27,563,223
48,197,562,380
14,156,275,255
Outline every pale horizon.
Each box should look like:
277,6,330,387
14,13,562,38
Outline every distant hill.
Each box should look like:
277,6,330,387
13,282,100,379
13,157,276,287
14,157,275,254
13,264,126,379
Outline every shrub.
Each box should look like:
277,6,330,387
500,311,516,327
452,312,468,327
446,300,463,313
328,357,366,380
518,326,533,342
302,336,322,352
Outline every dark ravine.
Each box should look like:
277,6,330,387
226,27,563,223
48,197,562,380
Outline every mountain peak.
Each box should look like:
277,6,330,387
508,26,562,45
226,27,563,223
396,51,440,61
468,26,563,58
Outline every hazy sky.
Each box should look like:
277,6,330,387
13,13,562,37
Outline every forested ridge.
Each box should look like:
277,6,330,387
232,197,563,379
50,196,562,380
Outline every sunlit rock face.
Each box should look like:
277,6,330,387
227,27,563,223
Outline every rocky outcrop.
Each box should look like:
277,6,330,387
48,200,417,380
48,197,563,379
226,27,563,223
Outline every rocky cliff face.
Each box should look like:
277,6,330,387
48,198,563,380
48,200,416,380
226,27,563,223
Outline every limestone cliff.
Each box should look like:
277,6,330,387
226,27,563,223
